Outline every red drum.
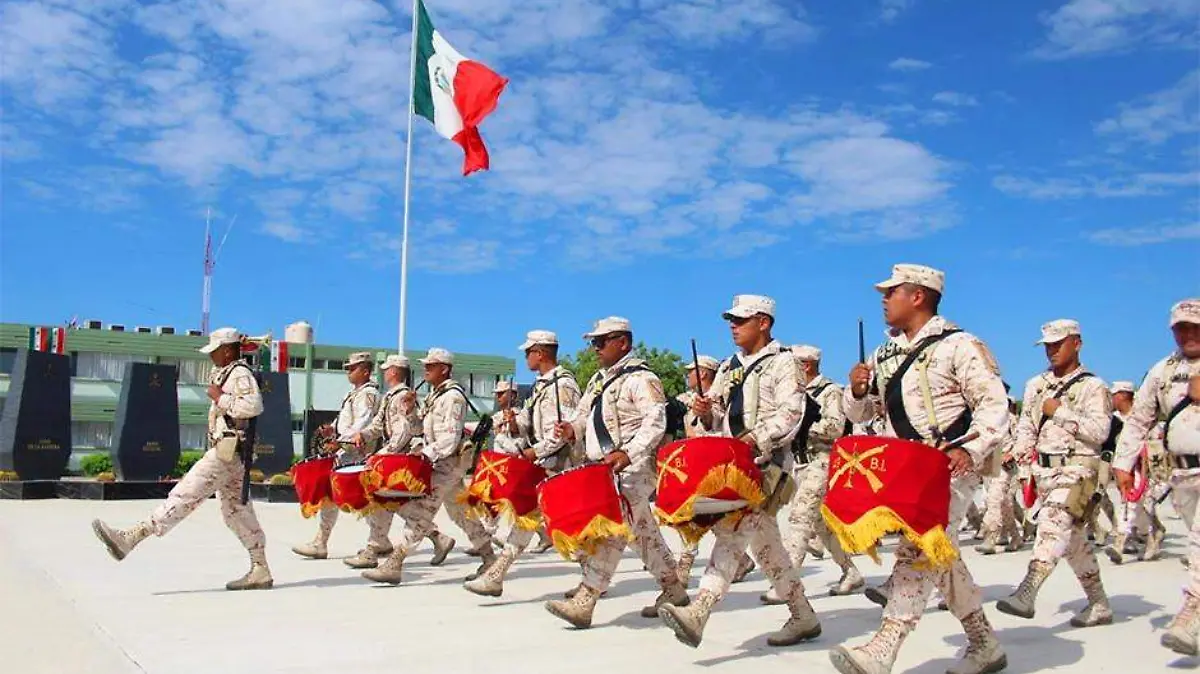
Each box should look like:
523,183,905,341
290,455,334,518
330,463,371,513
363,453,433,507
461,450,547,529
654,436,763,523
536,463,630,559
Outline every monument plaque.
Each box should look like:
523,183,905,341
0,349,72,480
111,362,181,481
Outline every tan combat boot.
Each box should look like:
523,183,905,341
1104,533,1127,565
767,592,822,646
1069,571,1114,627
831,566,865,596
641,578,690,618
92,519,151,561
760,588,787,605
807,536,826,560
829,618,910,674
996,560,1054,619
545,584,600,628
1163,593,1200,656
344,540,393,569
975,532,1000,556
676,549,697,586
1003,531,1024,553
660,590,718,648
290,535,329,560
428,532,456,566
226,551,273,591
464,548,517,597
947,610,1007,674
731,554,756,584
361,549,406,585
465,548,497,582
1141,528,1165,562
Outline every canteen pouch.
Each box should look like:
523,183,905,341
1064,457,1100,521
761,464,797,516
215,432,239,463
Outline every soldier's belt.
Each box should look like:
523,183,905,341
1173,454,1200,470
1037,453,1098,469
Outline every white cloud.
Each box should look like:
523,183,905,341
1095,68,1199,145
1088,221,1200,245
993,171,1200,199
888,57,931,71
1032,0,1198,59
879,0,915,23
932,91,979,107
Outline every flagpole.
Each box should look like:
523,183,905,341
398,0,420,355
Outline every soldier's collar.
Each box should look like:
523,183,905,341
805,374,830,390
891,316,956,349
601,353,642,375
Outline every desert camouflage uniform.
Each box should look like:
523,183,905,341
996,367,1113,626
977,428,1025,554
1113,344,1200,656
1107,415,1167,563
836,315,1010,674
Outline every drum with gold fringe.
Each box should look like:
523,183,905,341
290,455,334,518
363,453,433,511
653,436,764,545
536,463,630,560
821,435,957,569
458,450,547,530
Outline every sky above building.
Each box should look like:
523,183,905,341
1,0,1197,385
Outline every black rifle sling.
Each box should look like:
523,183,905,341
1163,396,1192,453
1034,371,1095,434
591,365,651,452
726,353,779,438
882,330,964,442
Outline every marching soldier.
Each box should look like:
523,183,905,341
1114,299,1200,656
464,330,582,596
1106,380,1166,564
347,355,456,569
544,317,689,628
91,327,272,590
363,348,496,585
996,320,1114,627
835,264,1010,674
976,397,1026,555
661,295,822,649
768,344,863,600
292,352,381,560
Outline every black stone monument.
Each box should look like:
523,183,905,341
302,409,339,458
111,362,181,481
0,349,72,480
252,372,294,476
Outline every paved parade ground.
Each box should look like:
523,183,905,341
1,498,1194,674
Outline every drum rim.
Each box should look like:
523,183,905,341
333,464,368,474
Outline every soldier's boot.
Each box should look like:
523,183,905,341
640,578,690,618
996,560,1054,619
864,579,892,608
975,532,1000,556
676,550,696,586
532,529,554,554
946,610,1007,674
807,536,826,560
760,588,787,605
290,531,329,560
1104,533,1127,564
428,532,456,566
344,540,393,569
361,549,406,585
1003,532,1024,553
464,548,497,582
226,551,273,591
1162,593,1200,656
1140,528,1165,562
1022,519,1037,543
829,618,910,674
564,583,607,599
545,584,600,629
659,590,717,648
830,566,866,596
464,548,517,598
731,554,756,584
767,592,822,647
91,519,151,562
1069,571,1114,627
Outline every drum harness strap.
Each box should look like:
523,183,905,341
791,381,853,465
725,352,786,467
883,330,965,446
524,372,575,448
216,360,257,449
592,365,652,453
1030,371,1095,468
1162,356,1194,454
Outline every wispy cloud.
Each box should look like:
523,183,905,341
932,91,979,107
1096,68,1199,146
993,171,1199,199
1031,0,1198,59
1088,221,1200,246
878,0,916,24
888,57,932,71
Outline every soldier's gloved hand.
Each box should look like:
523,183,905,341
522,448,538,462
848,363,872,398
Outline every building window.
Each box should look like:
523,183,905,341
288,356,307,368
74,352,151,380
291,420,303,432
72,421,114,449
472,373,498,398
325,359,344,371
180,424,208,450
0,348,15,375
159,357,214,386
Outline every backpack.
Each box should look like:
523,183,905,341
665,397,688,439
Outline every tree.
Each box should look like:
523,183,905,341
561,341,687,399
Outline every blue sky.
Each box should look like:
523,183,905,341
1,0,1197,387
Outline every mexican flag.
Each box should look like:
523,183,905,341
413,0,508,175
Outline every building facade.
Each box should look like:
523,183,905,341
0,322,515,469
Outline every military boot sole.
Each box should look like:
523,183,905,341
864,587,890,607
976,546,997,555
92,521,128,562
641,593,690,619
995,598,1035,619
565,586,607,599
1104,548,1124,565
344,557,379,569
831,580,866,597
829,646,873,674
290,547,328,560
1162,632,1200,657
544,601,592,629
954,652,1008,674
361,569,403,585
464,581,503,598
430,539,456,567
226,579,274,591
766,622,821,647
1069,611,1113,628
659,606,703,648
761,593,788,605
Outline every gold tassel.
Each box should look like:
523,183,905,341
654,465,765,525
820,504,959,569
548,516,633,560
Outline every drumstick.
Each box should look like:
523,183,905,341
857,318,866,364
553,372,563,424
690,338,705,395
939,430,980,452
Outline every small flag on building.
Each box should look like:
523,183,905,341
270,341,289,373
28,327,65,353
413,0,508,175
51,327,66,354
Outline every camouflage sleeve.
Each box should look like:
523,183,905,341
360,398,388,444
1012,378,1039,462
809,382,848,444
567,375,598,443
750,354,804,452
342,388,379,437
705,361,732,432
533,377,582,459
1114,361,1164,472
218,368,263,420
380,395,416,453
1049,377,1113,448
424,393,466,461
951,336,1011,466
621,372,667,471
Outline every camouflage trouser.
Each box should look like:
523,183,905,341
392,455,485,556
981,469,1022,541
442,476,494,552
883,473,983,625
1169,473,1200,597
1031,460,1100,576
700,510,805,603
581,471,678,592
784,453,856,570
149,448,265,558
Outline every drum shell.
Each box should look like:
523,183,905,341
290,455,335,518
654,436,764,525
330,464,371,513
363,453,433,504
465,450,547,518
536,463,629,558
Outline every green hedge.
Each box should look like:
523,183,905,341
79,451,207,478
